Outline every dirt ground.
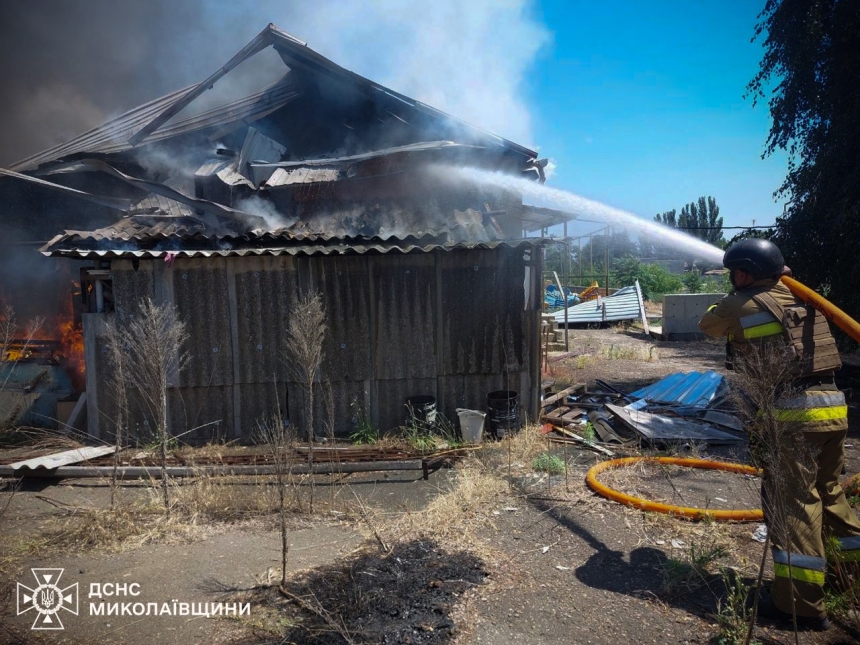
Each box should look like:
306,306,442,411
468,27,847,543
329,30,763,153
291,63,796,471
2,325,860,645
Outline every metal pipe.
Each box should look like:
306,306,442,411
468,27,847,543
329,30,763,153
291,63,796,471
0,459,431,480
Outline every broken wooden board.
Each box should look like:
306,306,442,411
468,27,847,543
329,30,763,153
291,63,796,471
542,420,615,456
541,385,586,408
605,403,744,445
543,407,586,423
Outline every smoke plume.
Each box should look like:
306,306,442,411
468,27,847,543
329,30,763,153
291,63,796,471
0,0,550,167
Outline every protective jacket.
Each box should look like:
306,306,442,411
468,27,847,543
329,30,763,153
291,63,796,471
698,278,860,620
699,278,841,375
699,278,844,433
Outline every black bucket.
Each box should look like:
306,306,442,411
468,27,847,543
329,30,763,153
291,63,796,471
486,390,520,439
405,395,437,430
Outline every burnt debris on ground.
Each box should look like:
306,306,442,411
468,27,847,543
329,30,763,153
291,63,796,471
539,370,746,455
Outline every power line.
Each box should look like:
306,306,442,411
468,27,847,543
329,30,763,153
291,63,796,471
674,225,776,230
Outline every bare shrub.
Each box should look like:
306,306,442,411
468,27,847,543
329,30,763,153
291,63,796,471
283,291,326,515
118,298,189,516
256,411,298,588
103,318,131,509
0,305,45,398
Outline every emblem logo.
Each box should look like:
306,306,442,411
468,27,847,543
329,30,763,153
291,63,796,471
17,568,78,630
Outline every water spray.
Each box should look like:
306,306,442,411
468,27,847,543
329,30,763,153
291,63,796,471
450,167,725,264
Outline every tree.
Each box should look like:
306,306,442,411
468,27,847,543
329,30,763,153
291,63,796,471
654,196,725,247
748,0,860,335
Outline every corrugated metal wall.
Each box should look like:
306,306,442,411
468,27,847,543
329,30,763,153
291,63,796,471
85,247,541,442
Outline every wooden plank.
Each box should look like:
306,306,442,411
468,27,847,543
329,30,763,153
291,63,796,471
560,408,585,422
542,385,584,408
550,425,614,456
543,408,568,421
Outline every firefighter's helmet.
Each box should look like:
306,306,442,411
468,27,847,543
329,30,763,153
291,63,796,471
722,239,784,280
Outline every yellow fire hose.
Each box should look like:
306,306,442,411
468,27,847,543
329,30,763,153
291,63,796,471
585,278,858,521
586,457,764,522
780,275,860,342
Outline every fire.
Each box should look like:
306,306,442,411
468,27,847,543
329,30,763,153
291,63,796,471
0,280,86,390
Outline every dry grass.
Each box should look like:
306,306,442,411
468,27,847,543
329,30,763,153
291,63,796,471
383,456,507,554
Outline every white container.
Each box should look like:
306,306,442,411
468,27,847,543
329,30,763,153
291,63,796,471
456,408,486,444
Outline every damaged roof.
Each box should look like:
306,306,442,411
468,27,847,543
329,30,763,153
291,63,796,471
11,24,538,173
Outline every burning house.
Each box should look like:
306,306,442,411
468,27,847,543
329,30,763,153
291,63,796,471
2,24,550,441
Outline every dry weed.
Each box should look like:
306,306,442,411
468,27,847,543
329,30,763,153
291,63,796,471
44,505,202,553
170,475,286,523
384,457,507,554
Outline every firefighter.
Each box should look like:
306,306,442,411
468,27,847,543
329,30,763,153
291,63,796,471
699,238,860,631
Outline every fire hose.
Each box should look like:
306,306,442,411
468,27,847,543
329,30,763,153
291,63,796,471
780,275,860,343
586,457,764,522
587,278,858,521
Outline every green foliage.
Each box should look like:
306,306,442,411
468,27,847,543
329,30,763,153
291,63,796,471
612,258,683,301
682,270,704,294
401,409,461,453
748,0,860,347
713,568,757,645
349,400,378,444
654,196,726,247
580,422,596,441
531,452,565,475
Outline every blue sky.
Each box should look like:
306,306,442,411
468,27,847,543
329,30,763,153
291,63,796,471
1,1,785,236
525,0,785,232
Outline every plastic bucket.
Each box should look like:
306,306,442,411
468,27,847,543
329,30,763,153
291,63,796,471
405,395,437,429
456,408,486,444
486,390,520,439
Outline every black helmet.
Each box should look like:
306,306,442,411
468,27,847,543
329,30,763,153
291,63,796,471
723,239,784,280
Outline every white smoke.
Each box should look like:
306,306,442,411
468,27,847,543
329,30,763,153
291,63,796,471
235,195,296,231
0,1,550,165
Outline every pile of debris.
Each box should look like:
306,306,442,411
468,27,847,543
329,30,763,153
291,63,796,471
540,370,746,457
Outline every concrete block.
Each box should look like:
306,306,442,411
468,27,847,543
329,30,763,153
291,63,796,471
661,293,726,341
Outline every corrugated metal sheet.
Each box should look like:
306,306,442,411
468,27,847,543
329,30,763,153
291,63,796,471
606,403,743,445
232,255,297,385
629,370,727,408
11,23,536,172
265,167,341,186
373,254,436,380
238,127,286,174
43,237,545,259
11,78,300,171
7,446,116,474
86,245,540,441
250,141,483,186
552,283,644,325
172,259,234,387
309,255,373,381
130,194,194,218
439,248,527,375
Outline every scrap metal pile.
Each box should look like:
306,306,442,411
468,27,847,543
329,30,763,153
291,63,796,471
540,370,746,456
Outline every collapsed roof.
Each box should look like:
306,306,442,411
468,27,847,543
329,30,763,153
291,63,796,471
8,24,554,255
